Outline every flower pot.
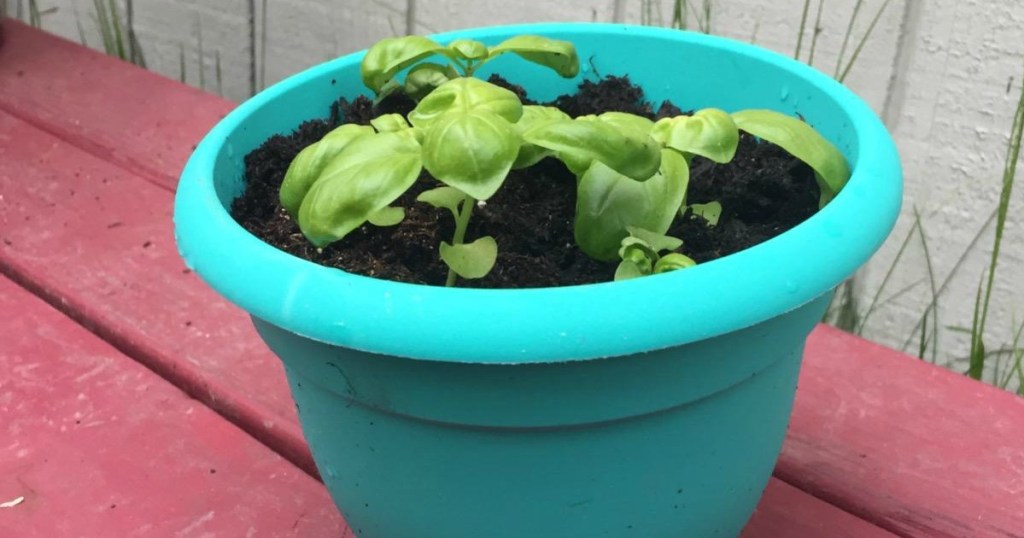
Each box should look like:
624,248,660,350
174,23,901,538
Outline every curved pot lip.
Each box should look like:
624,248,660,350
174,22,902,365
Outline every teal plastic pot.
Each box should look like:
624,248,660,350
174,23,901,537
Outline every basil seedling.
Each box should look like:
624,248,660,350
280,33,853,286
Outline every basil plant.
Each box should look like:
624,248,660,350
279,34,851,286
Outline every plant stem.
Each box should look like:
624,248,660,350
445,195,476,287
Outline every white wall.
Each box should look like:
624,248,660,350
12,0,1024,377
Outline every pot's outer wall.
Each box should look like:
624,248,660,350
174,23,902,365
255,294,830,537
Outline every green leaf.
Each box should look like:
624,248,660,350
624,226,684,253
656,109,739,163
416,186,466,219
404,62,452,101
297,132,423,247
440,236,498,279
370,113,411,133
408,77,523,129
487,35,579,78
513,105,571,169
422,109,520,201
367,206,406,227
689,201,722,226
361,35,453,93
574,149,689,261
596,112,655,136
447,39,488,61
279,124,375,217
524,116,662,181
732,109,851,207
615,260,649,281
654,253,697,274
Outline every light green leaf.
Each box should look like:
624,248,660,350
487,35,579,78
659,109,739,164
624,226,684,253
654,253,697,273
361,35,453,93
279,124,375,217
597,112,655,136
297,132,423,247
732,109,851,206
513,105,571,169
408,77,523,128
422,109,520,201
689,201,722,226
416,186,466,219
367,206,406,227
447,39,488,61
574,149,689,261
404,62,452,101
370,113,411,133
440,236,498,279
524,116,661,181
615,260,649,281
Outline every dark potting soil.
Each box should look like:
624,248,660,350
231,75,818,288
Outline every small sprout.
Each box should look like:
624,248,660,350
654,253,697,274
440,236,498,279
689,201,723,227
614,228,689,281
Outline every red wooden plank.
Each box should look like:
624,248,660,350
780,325,1024,537
0,108,894,537
0,19,232,192
0,276,351,537
0,109,316,476
4,19,1016,537
744,480,896,538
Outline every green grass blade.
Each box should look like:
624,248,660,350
807,0,825,66
216,50,223,96
899,208,998,353
28,0,39,27
969,59,1024,381
913,207,940,362
108,0,126,60
838,0,892,83
968,270,985,379
834,0,863,78
856,219,918,333
793,0,811,60
179,42,186,83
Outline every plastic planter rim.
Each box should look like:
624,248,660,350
173,22,902,365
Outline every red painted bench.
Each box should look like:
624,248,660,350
2,18,1022,536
